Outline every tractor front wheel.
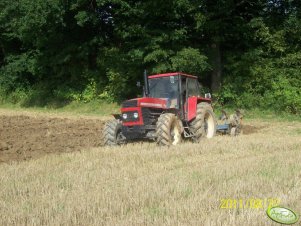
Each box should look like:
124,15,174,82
156,113,182,146
103,119,125,146
190,102,217,142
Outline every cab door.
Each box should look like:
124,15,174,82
187,78,199,97
185,78,200,121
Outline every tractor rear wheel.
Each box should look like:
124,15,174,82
190,102,217,142
156,113,182,146
103,119,124,146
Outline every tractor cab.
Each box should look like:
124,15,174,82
146,72,210,121
148,75,180,108
147,73,201,110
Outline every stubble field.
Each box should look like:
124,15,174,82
0,109,300,225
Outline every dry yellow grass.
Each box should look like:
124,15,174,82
0,114,301,225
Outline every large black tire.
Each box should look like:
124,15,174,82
156,113,182,146
103,119,124,146
190,102,217,142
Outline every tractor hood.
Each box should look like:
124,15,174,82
122,97,168,109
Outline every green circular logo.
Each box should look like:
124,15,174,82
267,206,299,225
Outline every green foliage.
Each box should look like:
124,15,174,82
250,18,286,54
0,51,39,92
0,0,300,114
143,47,209,75
171,48,210,75
100,70,128,102
220,51,301,114
0,88,28,104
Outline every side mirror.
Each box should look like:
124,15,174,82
205,93,211,99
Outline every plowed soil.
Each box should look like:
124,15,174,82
0,111,260,164
0,114,105,164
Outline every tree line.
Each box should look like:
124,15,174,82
0,0,300,114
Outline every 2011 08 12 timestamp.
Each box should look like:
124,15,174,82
220,198,281,210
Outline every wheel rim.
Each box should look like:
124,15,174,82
171,121,181,145
204,112,215,138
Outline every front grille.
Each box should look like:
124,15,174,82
122,100,137,108
141,108,162,125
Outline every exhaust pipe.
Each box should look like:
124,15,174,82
144,70,150,97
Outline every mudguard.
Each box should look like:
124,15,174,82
186,96,211,121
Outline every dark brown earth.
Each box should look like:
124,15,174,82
0,113,260,164
0,115,105,164
242,125,262,135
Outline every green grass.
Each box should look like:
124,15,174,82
0,98,300,121
0,100,120,116
242,108,301,122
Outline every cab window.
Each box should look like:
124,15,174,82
187,78,199,97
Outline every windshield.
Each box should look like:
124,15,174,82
148,76,179,99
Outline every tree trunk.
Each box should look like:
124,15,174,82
210,43,222,93
0,41,5,66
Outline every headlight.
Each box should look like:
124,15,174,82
122,113,128,119
133,112,139,118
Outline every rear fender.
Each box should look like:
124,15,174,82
186,96,212,121
186,97,197,121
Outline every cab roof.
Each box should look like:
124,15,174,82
148,72,197,79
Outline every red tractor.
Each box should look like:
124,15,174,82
103,72,218,146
